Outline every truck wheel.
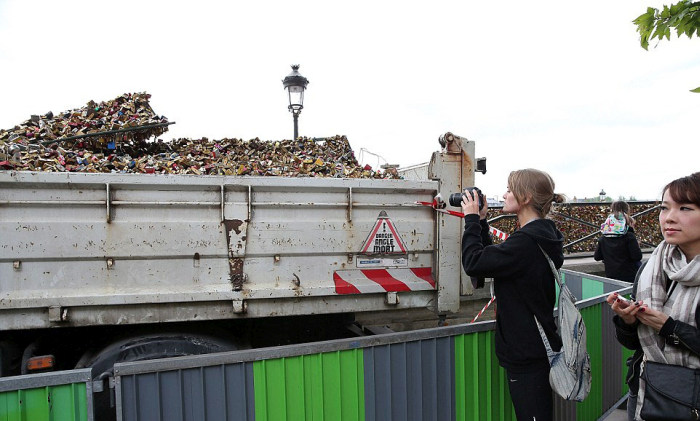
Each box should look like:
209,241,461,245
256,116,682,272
0,340,22,377
77,332,243,421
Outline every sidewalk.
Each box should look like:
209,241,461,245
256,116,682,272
602,408,627,421
600,395,629,421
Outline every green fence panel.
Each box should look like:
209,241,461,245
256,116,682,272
582,278,605,301
0,383,88,421
578,304,603,421
50,383,87,421
454,330,515,421
253,349,364,421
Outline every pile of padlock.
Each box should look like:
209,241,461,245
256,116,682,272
0,93,399,179
0,92,168,147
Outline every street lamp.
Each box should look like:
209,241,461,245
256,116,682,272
599,189,606,202
282,64,309,140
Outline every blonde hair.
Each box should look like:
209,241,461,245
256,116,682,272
508,168,565,218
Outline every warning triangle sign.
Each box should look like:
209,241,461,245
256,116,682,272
360,211,407,254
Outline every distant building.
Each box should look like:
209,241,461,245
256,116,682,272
487,197,503,207
397,162,429,181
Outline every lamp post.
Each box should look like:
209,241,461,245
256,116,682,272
282,64,309,140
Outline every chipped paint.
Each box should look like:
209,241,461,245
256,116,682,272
223,219,247,290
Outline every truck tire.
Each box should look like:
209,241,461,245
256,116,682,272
77,332,243,421
0,340,22,377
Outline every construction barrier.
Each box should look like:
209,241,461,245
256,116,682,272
113,270,632,421
0,270,630,420
0,369,93,421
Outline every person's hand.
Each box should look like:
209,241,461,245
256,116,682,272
635,304,669,332
605,292,617,306
478,191,488,220
607,292,641,325
461,189,481,216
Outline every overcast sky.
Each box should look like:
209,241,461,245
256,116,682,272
1,0,698,201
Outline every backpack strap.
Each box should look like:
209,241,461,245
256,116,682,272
534,315,558,361
533,244,565,362
538,244,563,289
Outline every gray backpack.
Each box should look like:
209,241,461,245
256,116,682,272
534,246,592,402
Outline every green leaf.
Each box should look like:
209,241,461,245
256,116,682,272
676,20,687,36
661,5,671,18
634,9,656,28
640,35,650,50
652,24,667,40
691,86,700,93
635,1,700,48
670,2,682,15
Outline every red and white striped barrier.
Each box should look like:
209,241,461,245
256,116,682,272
333,268,435,295
470,295,496,323
353,200,508,322
415,199,511,241
470,227,508,322
489,226,509,240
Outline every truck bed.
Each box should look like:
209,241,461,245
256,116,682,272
0,171,444,330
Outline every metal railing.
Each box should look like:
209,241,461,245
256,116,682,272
488,202,661,252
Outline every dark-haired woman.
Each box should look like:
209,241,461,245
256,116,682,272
608,172,700,420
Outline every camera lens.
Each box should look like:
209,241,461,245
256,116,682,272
449,188,484,210
448,193,464,207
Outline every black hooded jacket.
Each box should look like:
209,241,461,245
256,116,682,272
594,228,642,282
462,214,564,371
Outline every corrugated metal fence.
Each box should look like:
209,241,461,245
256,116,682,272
113,269,633,421
0,368,93,421
0,270,632,421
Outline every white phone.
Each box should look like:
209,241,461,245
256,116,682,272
617,295,633,304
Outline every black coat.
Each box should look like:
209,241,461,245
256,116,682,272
462,215,564,371
614,261,700,394
594,228,643,282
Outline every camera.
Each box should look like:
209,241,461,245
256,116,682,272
448,187,485,210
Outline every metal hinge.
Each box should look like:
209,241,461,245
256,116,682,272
385,292,399,305
231,273,248,291
232,299,247,314
48,306,69,322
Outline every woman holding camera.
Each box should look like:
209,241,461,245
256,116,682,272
461,168,565,421
608,172,700,421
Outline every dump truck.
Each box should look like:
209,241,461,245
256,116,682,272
0,132,482,417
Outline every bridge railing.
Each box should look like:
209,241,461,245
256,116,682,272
488,201,661,254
